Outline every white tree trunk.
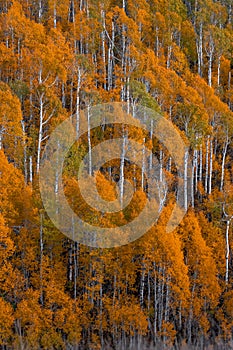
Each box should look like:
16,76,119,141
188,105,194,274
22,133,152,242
74,242,78,299
76,68,81,137
205,136,209,193
155,27,159,57
38,0,43,22
206,34,215,87
208,52,213,87
147,270,151,329
87,105,92,176
199,143,203,184
70,76,74,117
220,134,229,192
21,121,27,183
153,263,157,337
184,150,189,211
217,55,221,86
53,2,57,28
196,22,203,76
167,45,172,69
29,156,33,183
141,138,146,190
149,120,153,171
101,10,106,90
120,133,126,209
126,77,130,114
228,3,232,23
36,95,44,173
159,149,163,183
225,219,230,284
40,213,44,306
61,82,66,108
194,149,198,192
140,262,145,307
208,138,213,194
191,154,194,207
68,243,73,282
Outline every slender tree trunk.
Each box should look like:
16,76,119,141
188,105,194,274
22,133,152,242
69,0,75,23
199,23,203,76
208,138,213,194
222,207,233,286
40,213,44,306
205,136,209,193
100,280,104,349
197,22,203,76
153,262,157,338
167,157,172,173
101,10,107,90
194,149,198,192
68,242,73,282
184,150,189,211
15,320,24,350
126,76,130,114
113,272,117,306
199,142,203,184
120,133,126,209
108,18,115,90
54,140,59,196
217,55,221,86
188,281,196,345
225,219,230,284
76,68,81,137
61,82,66,108
108,46,112,91
149,120,153,171
74,242,78,299
159,149,163,183
38,0,43,22
191,153,194,207
133,149,137,192
228,3,232,24
158,267,165,332
220,133,229,192
87,105,92,176
167,45,172,69
155,27,159,57
36,94,44,173
147,270,151,330
140,261,145,307
70,75,74,117
208,52,213,87
29,156,33,183
21,121,27,184
141,138,146,190
228,71,231,90
206,34,215,87
164,277,170,323
53,2,57,28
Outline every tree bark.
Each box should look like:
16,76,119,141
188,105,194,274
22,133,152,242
184,150,189,211
220,133,229,192
205,136,209,193
87,105,92,176
225,219,230,284
208,138,213,194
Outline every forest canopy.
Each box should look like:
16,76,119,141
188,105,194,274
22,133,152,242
0,0,233,349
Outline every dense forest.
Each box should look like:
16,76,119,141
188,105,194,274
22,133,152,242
1,0,233,349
